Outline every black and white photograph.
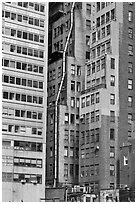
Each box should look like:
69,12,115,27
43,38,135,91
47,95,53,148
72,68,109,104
2,1,135,202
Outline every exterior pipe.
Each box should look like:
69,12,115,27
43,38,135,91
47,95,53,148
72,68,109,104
54,2,75,188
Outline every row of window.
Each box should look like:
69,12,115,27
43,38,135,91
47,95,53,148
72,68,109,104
3,43,44,59
14,140,42,152
2,107,43,120
81,146,115,159
81,92,100,108
64,164,79,177
2,10,44,28
87,58,115,76
2,172,42,184
81,164,115,177
96,9,115,27
91,40,111,59
2,124,42,136
3,91,43,105
80,110,100,124
2,58,44,74
64,146,79,158
96,2,112,12
70,64,81,76
81,128,100,144
3,74,43,89
81,110,116,123
17,2,45,13
92,24,111,43
13,157,42,168
81,93,116,108
2,155,42,168
81,164,99,177
3,27,44,43
86,76,106,89
71,81,81,92
64,129,79,144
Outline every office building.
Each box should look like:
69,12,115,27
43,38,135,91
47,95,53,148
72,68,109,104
2,2,47,202
46,2,93,187
79,2,135,200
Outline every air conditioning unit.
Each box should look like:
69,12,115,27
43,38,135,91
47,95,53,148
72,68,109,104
80,115,84,119
21,179,26,184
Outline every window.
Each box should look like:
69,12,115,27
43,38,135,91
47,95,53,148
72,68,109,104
111,58,115,69
77,66,81,76
128,11,133,22
64,164,68,177
110,75,115,86
97,30,100,40
3,91,8,99
128,27,133,39
86,96,90,106
86,113,90,124
11,13,16,20
128,44,133,55
96,110,99,122
128,113,132,124
96,60,100,72
111,9,115,20
96,17,100,27
10,76,15,84
92,32,96,43
97,2,100,12
81,97,85,108
86,52,90,60
128,79,133,90
95,128,99,142
128,96,132,107
110,129,115,140
87,64,91,76
106,41,111,53
77,82,81,92
29,17,33,25
86,20,91,30
18,15,22,22
91,49,96,59
102,27,105,38
124,156,128,166
110,146,115,158
65,113,69,123
70,114,75,124
128,130,132,139
110,94,115,105
101,44,105,55
128,62,133,73
110,111,115,122
110,165,115,176
91,94,94,105
96,92,100,103
106,11,110,23
101,14,105,25
71,64,75,75
86,4,91,14
86,35,90,46
106,24,111,35
70,164,74,176
70,147,74,157
71,97,75,108
71,81,75,91
101,2,105,9
97,46,101,57
10,45,16,52
91,111,95,123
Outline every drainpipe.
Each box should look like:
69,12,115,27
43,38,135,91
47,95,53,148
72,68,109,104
54,2,75,188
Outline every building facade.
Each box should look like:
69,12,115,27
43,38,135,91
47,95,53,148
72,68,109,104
2,2,47,202
79,2,135,200
46,2,93,187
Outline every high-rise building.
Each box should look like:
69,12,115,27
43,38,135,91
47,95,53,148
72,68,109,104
2,2,47,202
79,2,135,200
46,2,93,187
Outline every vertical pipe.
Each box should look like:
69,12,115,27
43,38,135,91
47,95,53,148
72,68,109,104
54,2,75,188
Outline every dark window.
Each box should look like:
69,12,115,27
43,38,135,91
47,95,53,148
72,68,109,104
16,62,21,69
16,77,21,85
17,46,21,53
3,91,8,99
18,15,22,22
22,79,26,86
29,17,33,25
17,31,22,38
23,32,27,39
29,33,33,41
